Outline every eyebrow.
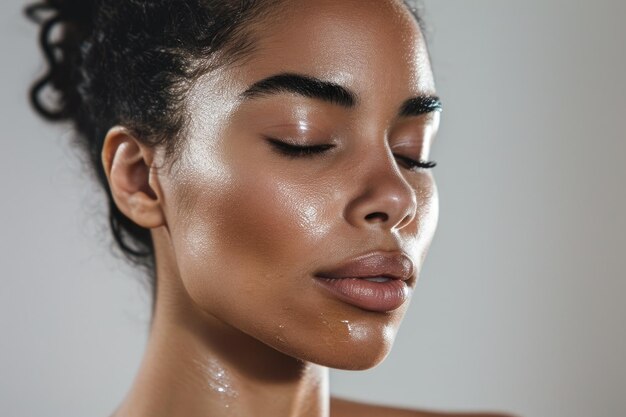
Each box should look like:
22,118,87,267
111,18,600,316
241,73,356,108
240,72,442,117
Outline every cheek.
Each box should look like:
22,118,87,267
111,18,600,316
168,156,331,317
416,174,439,250
400,173,439,267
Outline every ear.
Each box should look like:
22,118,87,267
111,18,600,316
101,126,165,229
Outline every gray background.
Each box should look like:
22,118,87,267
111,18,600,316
1,1,625,416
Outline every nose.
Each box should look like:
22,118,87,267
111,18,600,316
343,148,418,231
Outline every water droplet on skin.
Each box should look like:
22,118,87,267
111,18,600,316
275,323,287,344
198,358,238,400
345,322,370,342
340,319,353,333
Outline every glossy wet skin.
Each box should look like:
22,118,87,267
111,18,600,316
104,1,449,415
127,0,439,376
152,0,440,371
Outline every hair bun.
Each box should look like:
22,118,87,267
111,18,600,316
25,0,94,121
25,0,93,27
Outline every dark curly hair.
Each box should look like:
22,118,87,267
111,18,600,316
26,0,426,304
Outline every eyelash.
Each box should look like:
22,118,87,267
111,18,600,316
395,155,438,170
267,138,437,170
268,138,335,158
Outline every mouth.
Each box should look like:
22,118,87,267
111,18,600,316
313,251,414,313
313,275,410,313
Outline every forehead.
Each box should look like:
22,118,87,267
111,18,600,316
234,0,435,98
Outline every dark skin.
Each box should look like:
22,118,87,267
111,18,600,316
101,0,514,416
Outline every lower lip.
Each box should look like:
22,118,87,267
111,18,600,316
313,276,410,313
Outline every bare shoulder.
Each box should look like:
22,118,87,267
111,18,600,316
330,397,518,417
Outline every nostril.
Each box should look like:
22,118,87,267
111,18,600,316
365,212,389,222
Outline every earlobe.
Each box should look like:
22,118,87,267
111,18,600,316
101,126,165,229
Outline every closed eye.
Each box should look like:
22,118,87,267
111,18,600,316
267,138,437,170
394,154,437,170
267,138,335,158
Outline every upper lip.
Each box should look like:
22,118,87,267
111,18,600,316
315,251,414,281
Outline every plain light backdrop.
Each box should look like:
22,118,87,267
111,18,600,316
1,1,625,417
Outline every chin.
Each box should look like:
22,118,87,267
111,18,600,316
295,338,394,371
262,317,401,371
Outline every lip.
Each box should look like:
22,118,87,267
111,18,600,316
313,251,414,313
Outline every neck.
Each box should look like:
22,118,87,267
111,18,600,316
113,231,330,417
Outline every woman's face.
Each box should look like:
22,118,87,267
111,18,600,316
159,0,440,370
